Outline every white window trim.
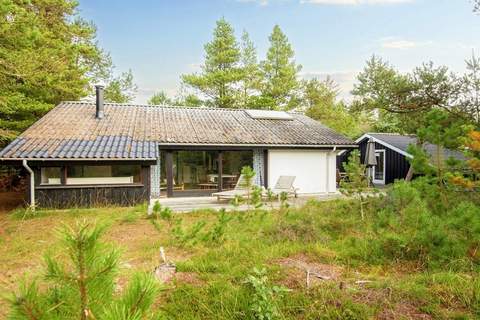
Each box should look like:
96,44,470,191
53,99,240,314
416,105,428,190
372,150,386,185
66,176,135,185
40,167,62,185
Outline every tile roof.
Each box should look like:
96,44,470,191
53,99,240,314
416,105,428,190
0,102,355,160
362,133,466,162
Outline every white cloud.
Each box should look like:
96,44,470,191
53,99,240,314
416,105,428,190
379,37,433,49
301,0,413,5
236,0,270,6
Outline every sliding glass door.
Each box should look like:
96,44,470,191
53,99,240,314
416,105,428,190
172,151,219,196
221,151,253,190
160,150,254,197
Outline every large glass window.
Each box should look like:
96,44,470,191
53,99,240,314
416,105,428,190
41,167,62,185
174,151,219,192
159,150,254,196
66,165,141,185
222,151,253,190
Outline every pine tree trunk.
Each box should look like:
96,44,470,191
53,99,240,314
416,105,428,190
405,166,414,181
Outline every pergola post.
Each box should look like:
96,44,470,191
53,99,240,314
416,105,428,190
165,151,173,197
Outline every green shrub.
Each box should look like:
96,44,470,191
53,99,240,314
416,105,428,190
245,267,289,320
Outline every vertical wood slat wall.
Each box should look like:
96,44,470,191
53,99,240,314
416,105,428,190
32,164,151,208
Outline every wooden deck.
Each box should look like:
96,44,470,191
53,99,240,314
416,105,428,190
149,193,343,213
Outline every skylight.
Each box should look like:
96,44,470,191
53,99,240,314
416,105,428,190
245,109,293,120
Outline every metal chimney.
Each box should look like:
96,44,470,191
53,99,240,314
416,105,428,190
95,85,104,119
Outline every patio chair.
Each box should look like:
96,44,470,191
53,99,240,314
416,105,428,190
266,176,298,198
212,174,256,201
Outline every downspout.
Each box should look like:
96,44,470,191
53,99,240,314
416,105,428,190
22,159,35,209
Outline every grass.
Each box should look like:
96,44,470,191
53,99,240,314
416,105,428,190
0,198,478,319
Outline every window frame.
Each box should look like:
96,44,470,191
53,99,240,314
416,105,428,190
38,164,144,187
40,167,63,186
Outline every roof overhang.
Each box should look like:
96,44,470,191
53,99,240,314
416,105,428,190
355,133,413,158
156,142,358,150
0,158,157,165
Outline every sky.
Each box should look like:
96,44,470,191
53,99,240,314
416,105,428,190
78,0,480,103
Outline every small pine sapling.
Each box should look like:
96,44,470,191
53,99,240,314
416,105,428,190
241,166,256,210
251,185,264,209
151,200,162,217
340,149,370,219
279,191,290,212
203,209,233,244
7,220,159,320
230,194,244,210
265,188,276,210
171,217,206,247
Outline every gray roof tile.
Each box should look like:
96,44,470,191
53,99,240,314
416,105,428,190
366,133,466,162
0,102,355,160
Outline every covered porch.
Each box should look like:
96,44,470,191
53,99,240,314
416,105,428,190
150,148,268,198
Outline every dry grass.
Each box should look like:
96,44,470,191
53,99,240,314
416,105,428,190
0,199,477,319
0,205,194,319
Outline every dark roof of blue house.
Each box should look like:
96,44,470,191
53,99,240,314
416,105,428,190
358,133,466,162
0,102,355,160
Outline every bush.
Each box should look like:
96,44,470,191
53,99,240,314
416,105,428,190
245,268,289,320
341,181,480,269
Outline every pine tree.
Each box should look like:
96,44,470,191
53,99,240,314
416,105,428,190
0,0,112,147
238,30,261,108
148,91,172,105
182,18,243,108
260,25,302,110
8,220,158,320
104,70,138,103
303,78,367,138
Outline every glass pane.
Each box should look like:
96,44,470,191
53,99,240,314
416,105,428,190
41,167,62,185
173,151,219,194
66,165,141,185
374,152,384,180
222,151,253,190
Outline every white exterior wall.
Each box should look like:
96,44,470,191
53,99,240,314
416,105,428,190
268,149,337,194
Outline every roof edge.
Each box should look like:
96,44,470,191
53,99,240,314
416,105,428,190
355,133,413,158
65,100,308,114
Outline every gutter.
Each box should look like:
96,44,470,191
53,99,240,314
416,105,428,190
22,159,35,209
156,143,358,148
0,158,157,162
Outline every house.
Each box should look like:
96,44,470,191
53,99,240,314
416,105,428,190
339,133,466,185
0,86,356,209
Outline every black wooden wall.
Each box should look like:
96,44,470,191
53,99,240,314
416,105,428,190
357,140,410,184
31,163,151,209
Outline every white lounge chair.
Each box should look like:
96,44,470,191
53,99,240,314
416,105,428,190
267,176,298,198
212,174,256,201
